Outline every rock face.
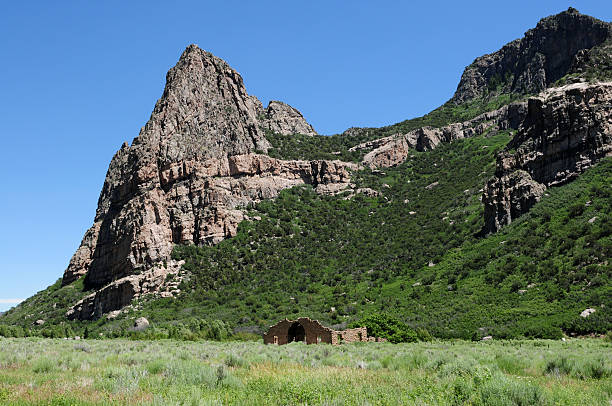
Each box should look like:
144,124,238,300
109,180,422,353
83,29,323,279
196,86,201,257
482,82,612,233
67,260,184,320
355,102,527,168
452,8,612,104
62,45,354,319
260,100,317,136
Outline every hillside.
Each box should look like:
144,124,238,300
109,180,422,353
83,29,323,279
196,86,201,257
1,8,611,341
3,136,609,340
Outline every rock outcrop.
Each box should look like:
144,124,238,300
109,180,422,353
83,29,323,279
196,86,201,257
260,100,317,136
66,260,184,320
354,102,527,168
133,317,150,331
62,45,354,319
452,8,612,104
482,82,612,233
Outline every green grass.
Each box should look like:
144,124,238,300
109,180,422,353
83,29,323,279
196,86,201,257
0,337,610,405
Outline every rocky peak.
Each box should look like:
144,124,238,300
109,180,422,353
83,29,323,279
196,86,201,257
260,100,318,136
66,45,274,290
136,44,270,165
452,8,612,104
60,45,355,319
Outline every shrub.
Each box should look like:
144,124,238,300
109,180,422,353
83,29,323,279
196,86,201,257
568,203,585,218
545,357,573,377
146,360,167,375
32,358,56,373
224,354,246,368
546,356,612,380
229,332,261,342
523,324,563,339
416,328,433,342
572,358,611,380
478,374,549,406
351,314,417,343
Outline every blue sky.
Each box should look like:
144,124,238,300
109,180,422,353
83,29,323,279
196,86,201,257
0,1,610,311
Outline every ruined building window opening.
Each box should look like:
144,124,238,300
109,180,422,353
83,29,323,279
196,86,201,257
287,321,305,343
317,335,321,343
273,336,278,345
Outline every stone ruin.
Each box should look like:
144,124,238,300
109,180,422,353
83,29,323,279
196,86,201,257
263,317,387,345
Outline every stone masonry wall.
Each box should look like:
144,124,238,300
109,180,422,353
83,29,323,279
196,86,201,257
264,318,376,345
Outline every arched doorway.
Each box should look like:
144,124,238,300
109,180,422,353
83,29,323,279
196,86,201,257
287,321,305,343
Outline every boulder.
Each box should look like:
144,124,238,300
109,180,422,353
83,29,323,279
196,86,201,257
133,317,150,331
580,308,596,318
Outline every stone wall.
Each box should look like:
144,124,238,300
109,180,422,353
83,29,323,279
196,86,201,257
337,327,368,343
263,317,335,345
263,318,376,345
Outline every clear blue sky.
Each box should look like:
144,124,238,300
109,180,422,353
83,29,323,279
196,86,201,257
1,1,610,311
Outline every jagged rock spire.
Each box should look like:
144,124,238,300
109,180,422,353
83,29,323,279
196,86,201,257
61,45,351,320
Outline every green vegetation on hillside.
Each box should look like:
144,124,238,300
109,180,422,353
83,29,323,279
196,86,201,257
165,145,611,341
150,133,512,337
0,337,610,405
1,133,609,342
0,278,90,338
265,93,524,162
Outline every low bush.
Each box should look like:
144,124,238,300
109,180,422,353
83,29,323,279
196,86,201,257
478,373,549,406
351,314,417,343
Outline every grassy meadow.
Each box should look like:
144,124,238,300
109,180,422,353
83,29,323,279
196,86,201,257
0,337,610,405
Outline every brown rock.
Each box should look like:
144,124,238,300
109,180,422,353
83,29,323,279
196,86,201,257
67,260,184,320
483,170,546,233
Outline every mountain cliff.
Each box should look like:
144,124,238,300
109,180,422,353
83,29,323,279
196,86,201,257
452,8,612,103
483,82,612,233
2,9,611,338
60,10,612,321
61,45,355,319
